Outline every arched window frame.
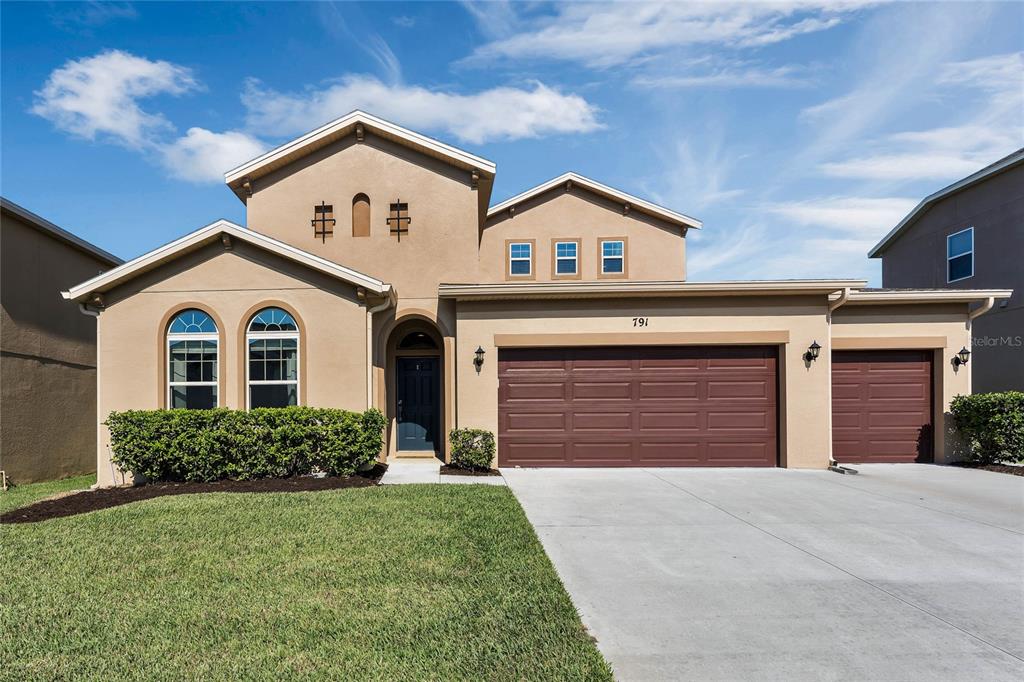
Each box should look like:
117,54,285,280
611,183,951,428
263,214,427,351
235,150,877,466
166,309,219,409
246,307,301,409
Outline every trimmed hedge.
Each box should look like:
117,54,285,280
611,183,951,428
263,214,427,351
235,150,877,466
950,391,1024,464
449,428,496,471
105,407,386,483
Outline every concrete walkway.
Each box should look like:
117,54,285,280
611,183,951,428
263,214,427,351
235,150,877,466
380,459,506,485
503,464,1024,681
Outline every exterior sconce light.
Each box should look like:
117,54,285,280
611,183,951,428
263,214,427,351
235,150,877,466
805,340,821,363
473,346,486,373
953,346,971,367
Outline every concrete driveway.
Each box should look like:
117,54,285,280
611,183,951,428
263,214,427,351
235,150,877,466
502,464,1024,681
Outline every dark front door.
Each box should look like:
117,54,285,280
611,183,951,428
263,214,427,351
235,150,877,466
396,356,439,452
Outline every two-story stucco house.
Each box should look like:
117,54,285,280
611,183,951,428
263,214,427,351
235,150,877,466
869,149,1023,393
62,112,1011,486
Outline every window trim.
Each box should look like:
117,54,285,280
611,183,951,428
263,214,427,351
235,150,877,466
505,239,536,280
165,309,220,410
946,226,974,283
598,237,628,278
551,238,582,280
245,309,301,410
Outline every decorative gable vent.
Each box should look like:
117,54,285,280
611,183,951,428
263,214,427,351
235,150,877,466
387,200,411,242
311,202,335,243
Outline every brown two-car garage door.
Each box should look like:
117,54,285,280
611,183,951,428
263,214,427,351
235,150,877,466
832,350,933,463
498,346,778,467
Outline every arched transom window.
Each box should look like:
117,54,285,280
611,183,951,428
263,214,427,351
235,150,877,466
247,307,300,408
167,309,218,409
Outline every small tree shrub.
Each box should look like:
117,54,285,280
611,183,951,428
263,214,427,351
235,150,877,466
449,428,496,471
950,391,1024,464
105,407,386,483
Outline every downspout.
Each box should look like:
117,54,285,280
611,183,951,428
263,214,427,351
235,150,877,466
365,286,397,410
826,288,851,468
967,296,995,330
76,303,114,487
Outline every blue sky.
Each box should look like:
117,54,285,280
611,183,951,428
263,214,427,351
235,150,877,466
2,1,1022,283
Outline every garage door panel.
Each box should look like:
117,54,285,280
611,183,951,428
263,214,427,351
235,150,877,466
499,346,777,467
638,381,699,400
832,350,932,464
504,411,566,432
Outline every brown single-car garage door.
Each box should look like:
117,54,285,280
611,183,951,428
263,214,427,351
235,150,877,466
832,350,933,463
498,346,777,467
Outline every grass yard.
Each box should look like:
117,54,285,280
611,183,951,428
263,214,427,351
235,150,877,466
0,473,95,514
1,484,611,681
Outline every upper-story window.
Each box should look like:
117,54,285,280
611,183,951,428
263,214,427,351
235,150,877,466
554,240,579,278
352,194,370,237
167,309,218,410
600,239,627,277
947,227,973,283
508,241,533,277
247,307,300,409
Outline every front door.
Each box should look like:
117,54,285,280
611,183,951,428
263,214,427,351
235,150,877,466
396,356,439,452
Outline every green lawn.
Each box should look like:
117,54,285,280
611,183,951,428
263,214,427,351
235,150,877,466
1,484,611,681
0,473,95,514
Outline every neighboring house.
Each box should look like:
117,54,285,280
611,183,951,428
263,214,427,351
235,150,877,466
60,112,1010,486
1,198,122,483
869,149,1024,393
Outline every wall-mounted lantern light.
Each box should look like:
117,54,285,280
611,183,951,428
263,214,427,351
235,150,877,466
804,340,821,363
953,346,971,367
474,346,486,373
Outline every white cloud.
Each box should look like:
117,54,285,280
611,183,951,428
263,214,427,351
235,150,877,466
464,2,872,69
241,75,602,144
815,52,1024,182
31,49,198,148
646,135,745,212
50,2,137,32
159,128,267,183
633,63,811,90
766,197,917,233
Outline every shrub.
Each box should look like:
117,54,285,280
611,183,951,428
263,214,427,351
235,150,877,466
449,428,496,471
105,407,386,483
950,392,1024,464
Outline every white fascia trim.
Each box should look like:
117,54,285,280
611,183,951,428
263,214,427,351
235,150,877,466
225,110,496,185
868,148,1024,257
62,219,390,302
439,279,866,299
1,197,123,266
486,172,703,229
841,289,1013,304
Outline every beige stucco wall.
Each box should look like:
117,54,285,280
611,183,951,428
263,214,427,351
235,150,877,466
481,188,687,282
831,302,973,464
245,132,481,298
95,242,369,486
1,211,113,483
454,295,832,468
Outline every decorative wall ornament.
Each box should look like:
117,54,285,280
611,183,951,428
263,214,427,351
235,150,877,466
387,200,411,241
311,201,335,243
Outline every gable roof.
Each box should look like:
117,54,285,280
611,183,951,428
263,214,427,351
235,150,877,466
2,197,122,266
869,147,1024,257
62,219,391,303
486,172,703,230
224,110,496,202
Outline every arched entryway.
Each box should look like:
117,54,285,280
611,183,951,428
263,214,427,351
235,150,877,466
386,319,445,459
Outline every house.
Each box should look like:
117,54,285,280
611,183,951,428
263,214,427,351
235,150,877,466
869,149,1024,393
60,112,1011,486
1,198,122,483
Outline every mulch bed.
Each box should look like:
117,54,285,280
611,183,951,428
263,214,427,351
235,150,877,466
1,464,387,525
950,462,1024,477
439,464,501,477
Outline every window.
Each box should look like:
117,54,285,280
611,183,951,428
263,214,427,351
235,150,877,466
247,307,299,408
352,194,370,237
554,241,578,276
509,242,532,276
947,227,973,282
601,239,626,276
167,309,218,409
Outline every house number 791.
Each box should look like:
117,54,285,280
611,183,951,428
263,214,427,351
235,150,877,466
633,317,649,327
